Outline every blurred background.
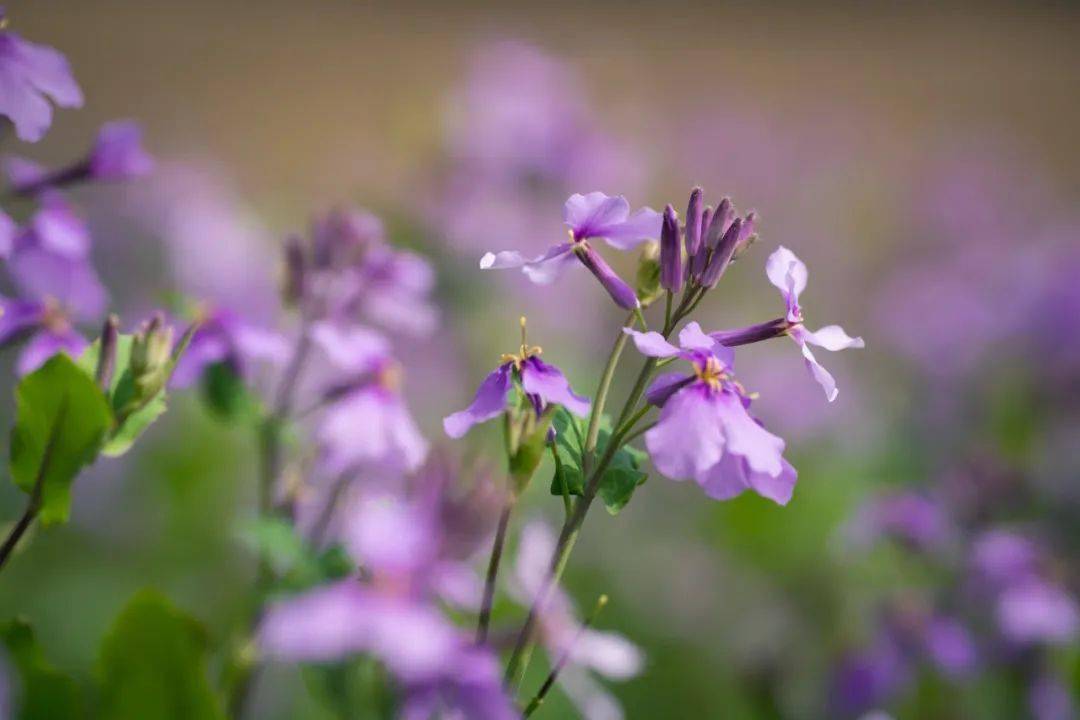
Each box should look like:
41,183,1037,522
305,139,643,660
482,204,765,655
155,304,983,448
1,1,1079,718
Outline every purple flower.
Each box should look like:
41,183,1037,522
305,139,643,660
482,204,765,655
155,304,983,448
0,14,83,142
922,616,977,678
659,204,683,293
970,530,1042,589
169,306,289,388
624,322,796,505
11,191,91,258
5,120,153,194
846,492,950,553
443,324,590,438
307,207,438,337
316,355,429,477
996,580,1080,646
511,521,643,720
479,192,660,309
260,492,516,719
715,246,863,402
0,296,88,375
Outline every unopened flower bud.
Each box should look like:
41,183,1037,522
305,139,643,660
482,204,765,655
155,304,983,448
574,244,640,310
95,314,120,390
690,205,713,278
683,187,704,258
634,241,663,307
659,204,683,293
130,312,175,399
700,217,743,288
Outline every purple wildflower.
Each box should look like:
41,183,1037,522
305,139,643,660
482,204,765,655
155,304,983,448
0,296,88,375
260,492,516,719
921,615,977,678
996,580,1080,646
5,120,153,194
443,319,590,438
479,192,660,309
0,10,83,142
624,322,796,504
846,492,950,553
511,521,643,720
713,246,863,402
11,191,91,258
169,306,289,388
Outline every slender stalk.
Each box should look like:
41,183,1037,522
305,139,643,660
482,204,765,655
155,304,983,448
582,311,636,476
476,495,516,644
0,399,68,575
522,594,609,717
308,470,354,548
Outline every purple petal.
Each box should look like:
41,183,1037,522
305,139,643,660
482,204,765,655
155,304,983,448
645,384,725,480
343,493,435,575
443,363,513,438
677,321,732,369
8,247,107,319
600,206,663,251
320,386,429,475
89,120,154,180
574,244,639,309
0,33,83,142
997,581,1080,645
0,209,12,258
644,371,693,407
801,324,865,351
622,327,681,358
699,452,797,505
714,391,785,477
310,320,390,373
794,335,839,402
479,243,574,285
0,297,44,344
2,156,47,192
765,245,807,319
923,616,977,678
568,628,644,680
27,193,91,258
520,356,590,417
230,320,291,367
259,581,373,661
168,329,229,388
17,328,87,376
563,192,629,238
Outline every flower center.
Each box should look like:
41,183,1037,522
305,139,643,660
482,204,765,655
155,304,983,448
500,316,542,370
694,355,728,390
377,361,403,392
41,297,70,334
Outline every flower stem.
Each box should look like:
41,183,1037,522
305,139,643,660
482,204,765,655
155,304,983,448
522,594,609,717
582,311,636,476
476,494,516,645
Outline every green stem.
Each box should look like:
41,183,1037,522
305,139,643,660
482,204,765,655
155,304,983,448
476,495,516,645
582,311,636,476
522,594,609,717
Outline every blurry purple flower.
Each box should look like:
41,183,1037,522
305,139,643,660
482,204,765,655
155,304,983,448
714,246,863,402
832,635,908,717
0,207,14,257
0,14,83,142
480,192,659,309
0,295,87,375
308,207,438,337
5,120,153,194
1029,676,1077,720
511,521,643,720
443,335,589,439
12,192,91,258
625,322,796,504
846,492,949,552
996,580,1080,646
169,306,289,388
970,530,1042,589
922,616,977,678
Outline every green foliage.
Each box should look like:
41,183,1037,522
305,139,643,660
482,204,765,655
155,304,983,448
237,517,354,592
96,589,225,720
9,355,112,525
200,362,260,421
508,405,556,494
548,407,648,515
0,618,81,720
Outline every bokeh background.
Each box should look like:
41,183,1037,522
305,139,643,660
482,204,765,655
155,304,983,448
1,1,1079,718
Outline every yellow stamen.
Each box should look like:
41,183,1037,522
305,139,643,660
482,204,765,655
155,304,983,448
500,316,542,369
378,362,403,392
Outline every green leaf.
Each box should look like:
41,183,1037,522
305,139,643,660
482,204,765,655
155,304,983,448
200,362,259,421
78,335,172,457
0,618,81,720
548,407,648,515
97,589,226,720
9,355,112,526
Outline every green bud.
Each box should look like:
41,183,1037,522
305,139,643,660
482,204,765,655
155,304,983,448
507,405,556,495
127,314,175,409
635,241,664,307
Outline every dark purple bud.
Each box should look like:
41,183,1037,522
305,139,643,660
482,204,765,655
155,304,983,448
282,234,306,306
683,187,704,258
659,204,683,293
95,314,120,390
700,217,743,288
574,244,640,310
690,206,713,278
703,197,734,250
709,317,789,347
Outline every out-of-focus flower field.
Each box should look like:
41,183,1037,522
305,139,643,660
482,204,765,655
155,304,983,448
0,2,1078,719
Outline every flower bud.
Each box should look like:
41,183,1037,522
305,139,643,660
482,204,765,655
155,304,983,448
634,241,664,307
690,205,713,278
130,313,175,399
659,205,683,293
703,197,735,250
709,317,789,347
95,314,120,390
574,244,640,310
700,217,743,288
683,187,704,258
731,212,757,262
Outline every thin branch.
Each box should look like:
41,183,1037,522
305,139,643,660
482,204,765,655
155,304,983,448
476,494,516,645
